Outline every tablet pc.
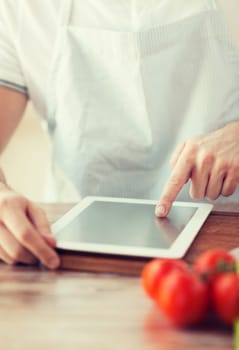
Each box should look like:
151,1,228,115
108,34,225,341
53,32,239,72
52,197,213,259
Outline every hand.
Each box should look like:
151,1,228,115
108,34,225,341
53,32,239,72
0,184,60,269
156,121,239,217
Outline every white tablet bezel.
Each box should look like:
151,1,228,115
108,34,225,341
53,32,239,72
52,196,213,259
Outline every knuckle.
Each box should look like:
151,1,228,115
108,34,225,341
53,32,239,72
185,156,194,167
0,194,26,211
217,161,228,176
20,228,33,243
0,197,12,210
228,165,239,182
200,153,215,168
12,195,27,208
225,175,235,185
185,138,199,155
168,176,182,188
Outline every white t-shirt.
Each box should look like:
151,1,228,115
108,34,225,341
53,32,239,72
0,0,238,202
0,0,218,117
0,0,60,118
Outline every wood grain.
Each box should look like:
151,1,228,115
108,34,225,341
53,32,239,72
58,248,149,275
0,202,238,350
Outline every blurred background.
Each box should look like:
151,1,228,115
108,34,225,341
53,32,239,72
1,0,239,202
1,103,51,201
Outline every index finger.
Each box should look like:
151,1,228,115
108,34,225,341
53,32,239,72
155,155,193,217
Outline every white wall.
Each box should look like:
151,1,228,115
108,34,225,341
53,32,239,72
1,103,51,201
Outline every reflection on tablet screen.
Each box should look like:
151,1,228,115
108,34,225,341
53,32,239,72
55,201,197,250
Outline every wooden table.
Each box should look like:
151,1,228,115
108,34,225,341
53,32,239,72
0,203,239,350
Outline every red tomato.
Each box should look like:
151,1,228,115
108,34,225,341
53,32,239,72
141,259,188,299
212,272,239,325
194,249,236,282
155,270,209,326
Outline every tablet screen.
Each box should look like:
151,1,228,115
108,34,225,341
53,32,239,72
55,201,197,249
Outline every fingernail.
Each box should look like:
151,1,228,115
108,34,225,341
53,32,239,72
48,256,60,269
155,205,166,217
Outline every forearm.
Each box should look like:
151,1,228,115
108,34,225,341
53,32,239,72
0,87,28,153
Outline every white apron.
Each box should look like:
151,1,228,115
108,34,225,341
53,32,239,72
46,0,239,202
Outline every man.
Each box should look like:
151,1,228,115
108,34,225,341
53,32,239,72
0,0,239,269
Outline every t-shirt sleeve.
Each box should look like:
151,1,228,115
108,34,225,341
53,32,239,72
0,0,28,95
